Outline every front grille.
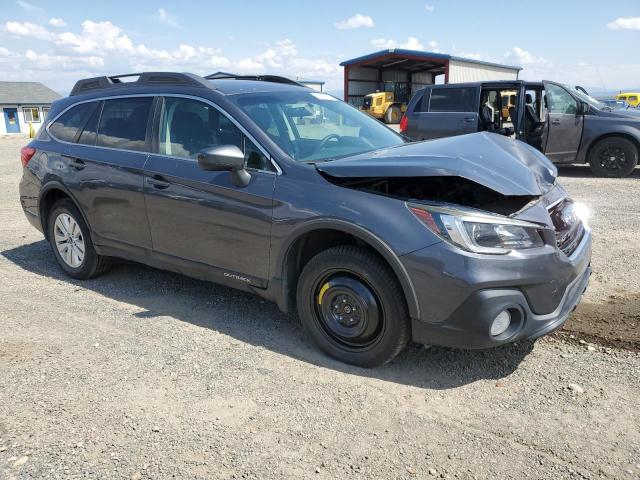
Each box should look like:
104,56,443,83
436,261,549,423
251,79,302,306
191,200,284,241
548,199,585,256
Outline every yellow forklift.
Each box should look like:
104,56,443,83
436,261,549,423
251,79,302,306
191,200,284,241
361,81,409,124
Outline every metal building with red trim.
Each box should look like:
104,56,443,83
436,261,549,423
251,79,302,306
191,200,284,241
340,48,521,107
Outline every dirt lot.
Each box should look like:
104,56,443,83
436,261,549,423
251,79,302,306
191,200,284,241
1,134,639,479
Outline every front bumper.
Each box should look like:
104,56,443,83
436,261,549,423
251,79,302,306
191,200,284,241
402,227,592,349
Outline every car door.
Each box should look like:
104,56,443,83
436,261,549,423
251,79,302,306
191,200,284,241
143,96,276,287
48,97,154,251
542,81,584,163
415,86,479,140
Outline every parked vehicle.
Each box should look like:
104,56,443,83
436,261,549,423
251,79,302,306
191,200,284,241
616,92,640,108
19,72,591,367
361,82,409,124
401,80,640,177
600,98,632,110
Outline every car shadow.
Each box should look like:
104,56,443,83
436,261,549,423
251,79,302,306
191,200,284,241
2,240,535,390
557,165,640,179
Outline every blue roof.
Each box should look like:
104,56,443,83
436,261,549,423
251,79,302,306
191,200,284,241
340,49,522,71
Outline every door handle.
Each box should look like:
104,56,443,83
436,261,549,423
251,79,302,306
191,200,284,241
145,176,170,189
463,117,476,123
62,156,86,170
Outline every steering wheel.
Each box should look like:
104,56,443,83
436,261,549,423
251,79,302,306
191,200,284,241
312,134,341,155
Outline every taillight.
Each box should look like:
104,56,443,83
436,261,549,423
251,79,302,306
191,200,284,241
399,114,408,133
20,146,36,167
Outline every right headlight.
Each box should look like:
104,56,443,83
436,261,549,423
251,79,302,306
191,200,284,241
409,203,545,255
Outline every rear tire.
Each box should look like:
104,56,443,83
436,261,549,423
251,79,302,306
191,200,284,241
47,199,109,279
384,105,402,124
588,137,638,177
296,246,410,367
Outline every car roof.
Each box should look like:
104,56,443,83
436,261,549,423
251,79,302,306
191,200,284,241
67,72,313,101
429,80,548,87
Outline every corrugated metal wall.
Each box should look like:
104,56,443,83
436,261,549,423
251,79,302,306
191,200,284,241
410,72,434,96
347,67,378,107
448,60,519,83
347,67,435,106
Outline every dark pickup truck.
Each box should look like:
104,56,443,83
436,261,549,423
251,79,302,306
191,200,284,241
401,80,640,177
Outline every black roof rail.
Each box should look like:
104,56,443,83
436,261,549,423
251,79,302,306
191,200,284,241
69,72,210,96
205,72,306,87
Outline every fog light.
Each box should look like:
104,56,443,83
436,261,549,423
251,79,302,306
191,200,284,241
490,310,511,336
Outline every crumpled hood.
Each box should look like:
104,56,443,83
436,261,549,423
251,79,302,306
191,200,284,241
316,132,558,196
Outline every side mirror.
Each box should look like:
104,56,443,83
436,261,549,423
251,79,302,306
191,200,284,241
197,145,251,187
578,101,590,115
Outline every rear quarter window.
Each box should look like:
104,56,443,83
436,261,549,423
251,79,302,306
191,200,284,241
48,102,97,143
428,87,477,112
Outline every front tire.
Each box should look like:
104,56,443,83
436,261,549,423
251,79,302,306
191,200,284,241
48,199,108,279
588,137,638,177
384,105,402,124
296,246,410,367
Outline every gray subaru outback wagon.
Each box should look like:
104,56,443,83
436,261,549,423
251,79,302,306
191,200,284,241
19,72,592,367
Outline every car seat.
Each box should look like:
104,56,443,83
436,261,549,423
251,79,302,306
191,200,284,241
171,111,210,157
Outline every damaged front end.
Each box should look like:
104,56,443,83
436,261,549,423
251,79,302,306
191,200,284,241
320,175,536,216
316,132,581,256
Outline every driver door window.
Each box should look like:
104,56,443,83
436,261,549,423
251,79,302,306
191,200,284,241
159,97,270,170
545,84,577,114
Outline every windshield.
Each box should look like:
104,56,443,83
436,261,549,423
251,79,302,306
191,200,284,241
232,91,404,162
564,84,606,110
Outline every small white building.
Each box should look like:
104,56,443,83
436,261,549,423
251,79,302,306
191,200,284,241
296,79,325,92
0,81,62,135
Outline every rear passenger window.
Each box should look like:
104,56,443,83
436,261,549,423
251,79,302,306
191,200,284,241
414,91,430,112
429,88,477,112
48,102,97,142
97,98,152,152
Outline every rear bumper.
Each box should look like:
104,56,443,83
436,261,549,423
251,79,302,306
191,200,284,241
19,167,43,234
404,228,592,349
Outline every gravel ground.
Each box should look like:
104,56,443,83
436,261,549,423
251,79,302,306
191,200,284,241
1,134,639,479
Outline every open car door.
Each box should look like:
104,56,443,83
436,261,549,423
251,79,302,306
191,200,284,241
542,80,584,163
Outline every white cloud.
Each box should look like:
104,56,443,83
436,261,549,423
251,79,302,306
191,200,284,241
4,21,52,40
371,37,434,51
0,19,345,93
276,38,297,57
158,8,181,28
334,14,374,30
49,18,67,28
607,17,640,30
17,0,44,15
504,46,550,66
458,52,484,61
23,49,104,70
237,58,265,72
424,4,435,12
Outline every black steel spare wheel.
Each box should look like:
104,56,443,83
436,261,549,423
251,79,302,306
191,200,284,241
296,246,410,367
314,274,383,348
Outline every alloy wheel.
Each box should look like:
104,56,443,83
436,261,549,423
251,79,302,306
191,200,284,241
54,213,85,268
598,145,627,172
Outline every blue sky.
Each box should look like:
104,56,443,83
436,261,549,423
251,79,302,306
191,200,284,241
1,0,639,94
